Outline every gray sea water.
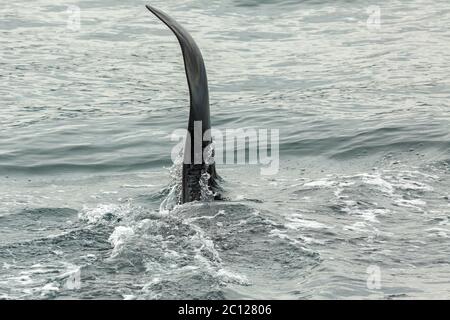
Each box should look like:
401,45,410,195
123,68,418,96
1,0,450,299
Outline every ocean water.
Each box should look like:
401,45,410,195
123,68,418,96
1,0,450,299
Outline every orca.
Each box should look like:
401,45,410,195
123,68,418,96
146,5,220,203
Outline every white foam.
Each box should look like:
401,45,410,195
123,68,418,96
268,229,305,244
159,184,181,214
360,173,395,194
359,209,382,223
394,180,433,192
285,217,330,230
395,198,427,208
120,184,156,188
12,275,34,285
79,204,127,224
185,210,226,223
343,221,371,233
40,282,59,296
217,268,250,285
163,249,181,259
108,226,134,256
303,179,335,188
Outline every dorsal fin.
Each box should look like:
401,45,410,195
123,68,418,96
146,5,220,203
145,5,211,132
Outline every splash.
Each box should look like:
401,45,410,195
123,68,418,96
78,204,131,225
159,144,218,212
199,142,218,201
159,151,183,214
108,226,135,257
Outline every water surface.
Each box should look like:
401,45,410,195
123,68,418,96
1,0,449,299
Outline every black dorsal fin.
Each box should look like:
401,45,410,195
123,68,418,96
145,5,211,132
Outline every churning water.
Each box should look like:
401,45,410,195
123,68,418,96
1,0,449,299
